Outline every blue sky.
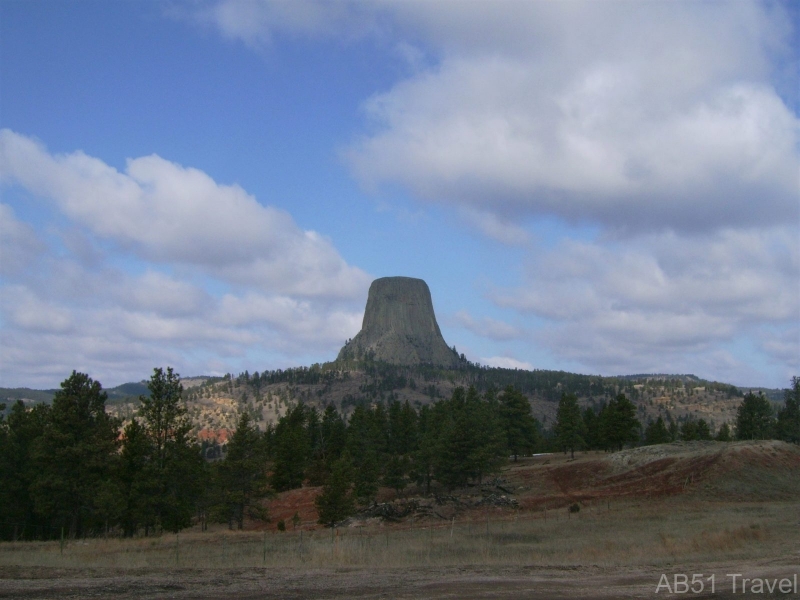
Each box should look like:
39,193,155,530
1,0,798,389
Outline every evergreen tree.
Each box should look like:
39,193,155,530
715,422,732,442
307,404,347,485
382,454,408,496
696,419,712,440
345,405,385,504
412,404,440,494
600,394,640,451
735,392,775,440
667,418,680,442
138,367,203,533
434,387,504,489
0,401,49,540
680,419,699,441
777,377,800,444
30,372,121,538
315,455,354,527
387,399,418,456
499,386,539,460
270,404,311,491
554,393,584,459
118,419,153,536
582,406,601,450
213,413,271,529
644,416,671,445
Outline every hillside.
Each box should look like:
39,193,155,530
122,363,754,437
260,439,800,531
5,364,778,436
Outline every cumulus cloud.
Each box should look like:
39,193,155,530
192,1,798,236
0,129,369,298
458,208,529,246
188,0,380,48
0,204,45,276
0,131,368,387
480,356,534,371
492,227,799,382
345,5,798,233
453,309,523,341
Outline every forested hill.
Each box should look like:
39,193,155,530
155,361,751,435
4,362,760,432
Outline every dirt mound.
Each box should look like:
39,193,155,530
510,441,800,510
255,441,798,530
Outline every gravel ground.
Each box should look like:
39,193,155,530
2,560,798,600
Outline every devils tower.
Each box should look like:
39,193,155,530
337,277,461,368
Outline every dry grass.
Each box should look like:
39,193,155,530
2,499,796,571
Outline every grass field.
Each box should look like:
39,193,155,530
1,499,796,571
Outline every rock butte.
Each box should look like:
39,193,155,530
337,276,461,368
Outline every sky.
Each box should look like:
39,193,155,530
0,0,798,390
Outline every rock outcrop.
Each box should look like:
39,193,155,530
337,276,461,368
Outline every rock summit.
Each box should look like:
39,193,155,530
337,277,461,368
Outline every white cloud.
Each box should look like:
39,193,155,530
191,1,799,238
459,208,529,246
0,204,46,277
0,129,369,299
492,227,799,383
758,326,800,371
316,1,798,236
453,309,523,341
189,0,380,48
480,356,533,371
0,131,369,387
0,285,74,334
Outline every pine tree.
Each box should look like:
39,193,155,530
345,405,384,504
776,377,800,444
680,419,699,441
270,404,310,491
0,401,50,540
644,416,671,445
138,367,203,533
382,454,408,496
119,419,152,536
387,399,418,456
554,393,584,459
735,392,775,440
582,406,601,450
412,404,440,494
696,419,712,440
715,422,732,442
307,404,347,485
434,387,505,489
315,455,354,527
600,394,640,451
213,413,271,529
499,386,539,461
30,372,121,538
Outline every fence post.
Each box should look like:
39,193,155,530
262,531,267,566
175,533,179,567
60,527,65,555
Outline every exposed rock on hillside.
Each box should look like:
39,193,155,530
337,276,461,368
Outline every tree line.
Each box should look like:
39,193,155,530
0,368,542,539
2,367,797,540
551,377,800,457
